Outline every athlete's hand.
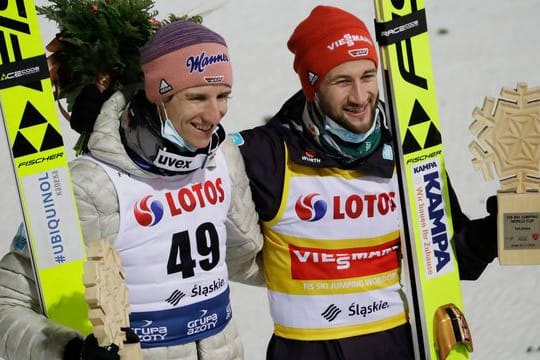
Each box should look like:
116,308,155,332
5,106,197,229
486,195,497,217
461,195,498,266
482,195,498,261
121,327,140,345
64,334,120,360
81,333,120,360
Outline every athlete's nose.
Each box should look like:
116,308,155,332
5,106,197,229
202,99,226,125
348,80,369,104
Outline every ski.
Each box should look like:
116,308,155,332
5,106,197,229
0,0,91,335
373,0,472,359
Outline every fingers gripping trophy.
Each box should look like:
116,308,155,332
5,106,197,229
469,82,540,265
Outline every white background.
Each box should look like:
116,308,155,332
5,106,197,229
1,1,540,359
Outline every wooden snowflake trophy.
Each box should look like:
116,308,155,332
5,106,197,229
469,83,540,265
83,240,143,358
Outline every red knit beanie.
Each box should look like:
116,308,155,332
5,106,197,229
287,6,378,100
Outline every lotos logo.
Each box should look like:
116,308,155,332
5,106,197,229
134,178,225,227
533,233,539,241
333,192,396,219
134,195,164,227
295,193,327,221
295,191,396,222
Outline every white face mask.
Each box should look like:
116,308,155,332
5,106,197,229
157,103,197,152
313,92,380,144
323,111,379,143
161,118,198,152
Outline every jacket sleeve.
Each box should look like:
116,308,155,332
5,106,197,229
69,90,126,246
448,177,498,280
220,136,265,286
0,224,82,360
69,158,120,245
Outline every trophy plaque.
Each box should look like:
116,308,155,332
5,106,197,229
469,83,540,265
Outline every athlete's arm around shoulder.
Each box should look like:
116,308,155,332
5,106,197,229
233,125,286,222
220,136,265,286
0,224,82,360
